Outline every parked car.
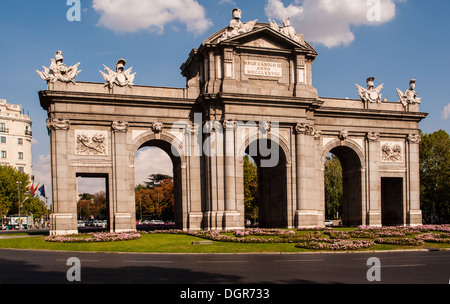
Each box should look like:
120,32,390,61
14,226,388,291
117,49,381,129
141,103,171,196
325,219,333,227
77,220,85,228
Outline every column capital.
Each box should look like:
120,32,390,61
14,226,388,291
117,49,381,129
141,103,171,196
408,133,421,144
112,121,129,133
47,118,70,134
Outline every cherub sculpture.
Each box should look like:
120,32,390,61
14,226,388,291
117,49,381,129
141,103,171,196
100,58,136,88
37,51,81,84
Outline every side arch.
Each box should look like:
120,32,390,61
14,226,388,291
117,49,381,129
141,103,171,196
320,138,366,226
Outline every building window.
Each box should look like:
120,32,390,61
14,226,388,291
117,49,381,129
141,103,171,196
18,138,23,145
0,123,6,132
1,151,6,159
18,152,23,160
0,136,5,144
18,167,24,174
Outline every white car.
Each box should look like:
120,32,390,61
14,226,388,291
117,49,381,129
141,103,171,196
325,219,333,227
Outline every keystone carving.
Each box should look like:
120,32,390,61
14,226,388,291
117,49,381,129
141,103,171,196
152,122,164,134
339,129,349,141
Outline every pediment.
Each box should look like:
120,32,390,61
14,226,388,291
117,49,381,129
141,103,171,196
204,24,317,57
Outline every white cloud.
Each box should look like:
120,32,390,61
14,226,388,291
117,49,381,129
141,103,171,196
265,0,399,48
442,103,450,120
92,0,213,34
134,147,173,186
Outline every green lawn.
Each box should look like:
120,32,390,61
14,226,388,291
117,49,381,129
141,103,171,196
0,229,448,253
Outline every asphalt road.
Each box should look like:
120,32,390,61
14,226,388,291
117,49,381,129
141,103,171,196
0,249,448,285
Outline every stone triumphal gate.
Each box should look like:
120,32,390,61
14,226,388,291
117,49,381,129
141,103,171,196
38,10,427,235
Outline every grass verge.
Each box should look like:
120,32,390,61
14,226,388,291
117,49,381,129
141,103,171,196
0,228,448,254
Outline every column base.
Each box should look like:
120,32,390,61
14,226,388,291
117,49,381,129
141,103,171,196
366,211,382,227
295,210,322,228
407,210,423,226
50,213,77,236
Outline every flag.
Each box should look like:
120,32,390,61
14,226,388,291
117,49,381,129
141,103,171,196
38,185,46,198
30,183,39,196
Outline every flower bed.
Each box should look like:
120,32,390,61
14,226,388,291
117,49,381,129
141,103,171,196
46,232,141,243
374,238,424,246
415,233,450,244
295,240,375,251
143,225,450,251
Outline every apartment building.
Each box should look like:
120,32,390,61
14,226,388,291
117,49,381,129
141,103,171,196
0,99,32,175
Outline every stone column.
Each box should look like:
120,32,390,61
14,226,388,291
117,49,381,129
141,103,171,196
187,122,203,230
366,132,382,226
223,120,241,229
406,134,422,226
48,119,78,236
111,121,136,232
294,123,319,227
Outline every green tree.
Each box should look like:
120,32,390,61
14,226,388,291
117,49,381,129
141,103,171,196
244,155,259,223
419,130,450,223
136,176,175,221
0,165,30,216
22,195,47,219
324,155,343,220
145,174,172,189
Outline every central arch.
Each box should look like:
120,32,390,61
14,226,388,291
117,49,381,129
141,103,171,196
240,133,292,228
130,132,187,229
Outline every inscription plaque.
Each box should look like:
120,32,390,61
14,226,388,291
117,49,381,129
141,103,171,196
244,60,282,78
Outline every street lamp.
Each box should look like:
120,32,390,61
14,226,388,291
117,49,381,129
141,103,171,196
16,181,22,230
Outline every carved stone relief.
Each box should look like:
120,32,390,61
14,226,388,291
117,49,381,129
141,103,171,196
152,122,164,134
367,132,380,142
112,121,129,133
381,142,404,163
47,118,70,132
339,129,349,141
76,130,108,156
259,121,271,134
408,134,422,144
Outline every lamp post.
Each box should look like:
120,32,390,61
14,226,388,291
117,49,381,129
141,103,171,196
16,181,22,230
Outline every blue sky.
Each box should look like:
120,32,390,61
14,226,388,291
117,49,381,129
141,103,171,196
0,0,449,197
